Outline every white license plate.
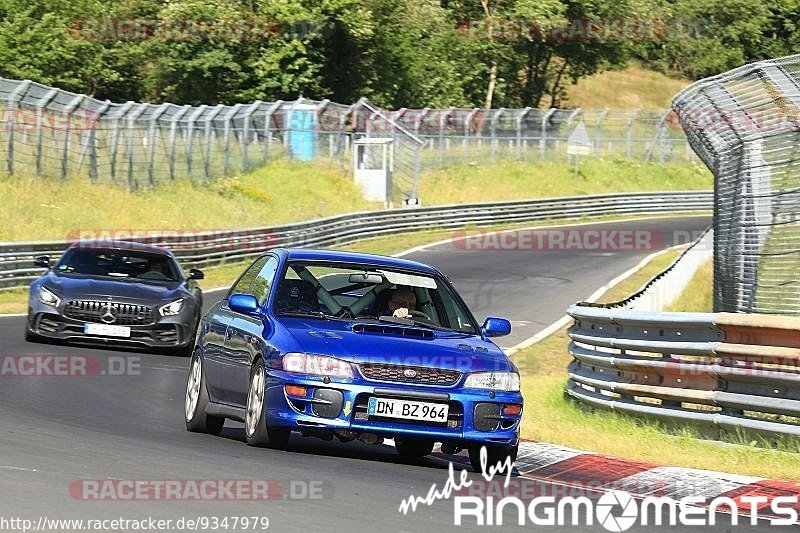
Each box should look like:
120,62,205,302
367,397,449,423
83,323,131,338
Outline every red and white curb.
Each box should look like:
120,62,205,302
423,440,800,521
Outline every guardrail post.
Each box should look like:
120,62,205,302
147,103,171,186
338,102,356,171
516,107,531,160
594,108,609,154
223,104,243,176
34,88,59,176
83,101,110,183
540,108,556,158
185,105,207,181
414,108,430,149
438,108,453,167
565,108,581,161
61,94,85,179
263,100,283,164
6,80,31,175
317,99,332,157
167,105,191,181
203,105,225,181
644,111,669,163
126,103,148,190
490,108,505,159
109,101,136,183
241,100,261,171
465,107,479,153
626,109,640,159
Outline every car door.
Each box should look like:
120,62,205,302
223,255,279,407
203,256,269,404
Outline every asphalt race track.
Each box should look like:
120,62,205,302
0,215,774,532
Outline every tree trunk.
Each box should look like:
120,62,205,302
481,0,496,109
485,61,497,109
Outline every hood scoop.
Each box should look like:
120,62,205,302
351,323,435,340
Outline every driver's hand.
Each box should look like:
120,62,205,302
392,307,411,318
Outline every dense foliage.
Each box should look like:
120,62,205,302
0,0,796,107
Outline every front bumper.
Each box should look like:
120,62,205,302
264,370,523,447
27,305,195,350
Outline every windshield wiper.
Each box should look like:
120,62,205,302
374,315,452,332
281,310,339,321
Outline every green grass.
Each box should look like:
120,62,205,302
595,248,682,304
419,158,710,205
514,250,800,480
0,157,711,242
563,64,690,109
666,258,714,312
0,160,378,242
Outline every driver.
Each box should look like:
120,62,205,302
386,287,416,319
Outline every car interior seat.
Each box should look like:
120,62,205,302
275,279,320,313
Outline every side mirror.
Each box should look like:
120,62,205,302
229,293,259,315
481,317,511,338
34,255,50,268
188,268,205,280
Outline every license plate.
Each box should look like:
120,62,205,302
83,323,131,338
367,397,449,423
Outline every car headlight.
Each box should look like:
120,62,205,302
464,371,520,392
38,286,61,307
159,299,185,317
282,353,353,379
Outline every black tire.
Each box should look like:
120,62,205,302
395,437,435,459
469,443,518,474
245,360,290,449
184,353,225,435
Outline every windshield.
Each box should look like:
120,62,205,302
274,261,478,334
56,248,182,282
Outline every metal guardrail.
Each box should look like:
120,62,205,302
0,190,711,291
566,305,800,437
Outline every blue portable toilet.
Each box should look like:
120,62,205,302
286,103,318,161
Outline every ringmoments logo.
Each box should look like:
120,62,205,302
452,491,799,528
398,451,799,529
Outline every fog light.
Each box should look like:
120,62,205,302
503,404,522,416
285,385,308,397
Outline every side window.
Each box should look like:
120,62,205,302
251,257,279,306
228,256,269,299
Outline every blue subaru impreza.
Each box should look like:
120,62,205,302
184,248,523,470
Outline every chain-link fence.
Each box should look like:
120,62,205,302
674,54,800,316
0,76,696,200
388,107,694,166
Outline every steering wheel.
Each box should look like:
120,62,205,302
407,309,432,321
